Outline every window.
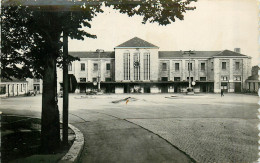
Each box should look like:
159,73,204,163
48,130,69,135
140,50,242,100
105,78,112,82
143,52,150,80
221,82,228,90
162,63,167,71
93,63,98,71
106,63,110,70
222,62,226,70
124,52,130,80
188,63,192,71
234,76,241,81
235,62,240,70
68,64,72,71
200,77,206,81
134,52,140,80
187,77,194,81
174,77,181,81
0,85,6,95
175,63,179,71
21,84,22,91
79,78,86,82
33,78,40,82
92,78,97,82
161,77,168,81
81,63,85,71
211,62,214,70
201,63,205,71
221,76,228,81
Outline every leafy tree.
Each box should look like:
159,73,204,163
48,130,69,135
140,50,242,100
1,0,196,153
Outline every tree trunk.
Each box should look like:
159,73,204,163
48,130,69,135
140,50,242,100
41,54,60,153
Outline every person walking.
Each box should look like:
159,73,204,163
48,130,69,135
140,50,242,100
221,89,224,97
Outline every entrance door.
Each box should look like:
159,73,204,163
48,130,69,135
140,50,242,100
124,84,130,93
161,86,168,93
234,82,241,93
144,86,150,93
200,85,207,92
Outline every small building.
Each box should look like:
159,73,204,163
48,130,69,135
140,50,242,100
245,66,259,93
0,77,28,97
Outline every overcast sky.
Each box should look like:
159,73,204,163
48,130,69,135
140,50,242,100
69,0,259,65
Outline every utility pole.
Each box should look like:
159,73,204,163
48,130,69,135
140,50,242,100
96,49,104,92
62,29,69,146
182,50,195,93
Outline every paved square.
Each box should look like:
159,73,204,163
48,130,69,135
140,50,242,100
0,93,258,162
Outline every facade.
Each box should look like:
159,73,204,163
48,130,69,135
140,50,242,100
245,66,259,93
0,77,28,97
26,78,43,94
65,37,252,93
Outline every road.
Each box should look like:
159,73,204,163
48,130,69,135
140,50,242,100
0,93,258,163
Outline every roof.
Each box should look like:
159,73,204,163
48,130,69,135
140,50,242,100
115,37,159,48
214,50,247,57
159,51,221,59
69,51,115,58
1,77,27,83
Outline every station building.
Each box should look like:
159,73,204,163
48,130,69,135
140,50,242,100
66,37,252,93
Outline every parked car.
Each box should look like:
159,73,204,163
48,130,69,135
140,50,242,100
86,90,97,95
26,90,36,96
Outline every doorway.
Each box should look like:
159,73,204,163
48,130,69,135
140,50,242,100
234,82,241,93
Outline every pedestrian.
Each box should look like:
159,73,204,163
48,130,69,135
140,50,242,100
221,89,224,97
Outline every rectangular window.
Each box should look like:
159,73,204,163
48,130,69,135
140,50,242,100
200,77,206,81
188,63,192,71
221,76,228,81
222,62,226,70
106,63,110,70
161,77,168,81
93,63,98,71
174,77,181,81
105,78,112,82
201,63,205,71
92,78,97,82
124,53,130,80
221,82,228,90
79,78,86,82
21,84,22,91
68,64,72,71
235,62,240,70
234,76,241,81
162,63,167,71
81,63,85,71
175,63,179,71
187,77,194,81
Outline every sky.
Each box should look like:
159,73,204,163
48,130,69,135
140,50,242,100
68,0,259,65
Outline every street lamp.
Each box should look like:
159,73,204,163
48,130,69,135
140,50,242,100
96,49,104,92
182,50,195,94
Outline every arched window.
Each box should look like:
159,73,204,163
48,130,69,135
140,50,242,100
133,50,140,80
123,51,130,80
143,51,150,80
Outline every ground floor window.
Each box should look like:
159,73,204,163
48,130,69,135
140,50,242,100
80,78,86,82
174,77,181,81
200,77,206,81
105,78,112,82
161,77,168,81
0,85,6,94
221,82,228,90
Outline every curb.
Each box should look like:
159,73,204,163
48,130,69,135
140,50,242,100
59,124,84,163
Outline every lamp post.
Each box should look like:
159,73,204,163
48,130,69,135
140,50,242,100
182,50,195,93
96,49,104,92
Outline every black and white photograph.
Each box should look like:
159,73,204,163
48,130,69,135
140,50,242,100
0,0,259,162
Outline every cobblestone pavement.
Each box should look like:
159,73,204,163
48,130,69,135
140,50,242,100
0,93,258,162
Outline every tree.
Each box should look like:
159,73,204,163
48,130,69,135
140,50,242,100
1,0,196,153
